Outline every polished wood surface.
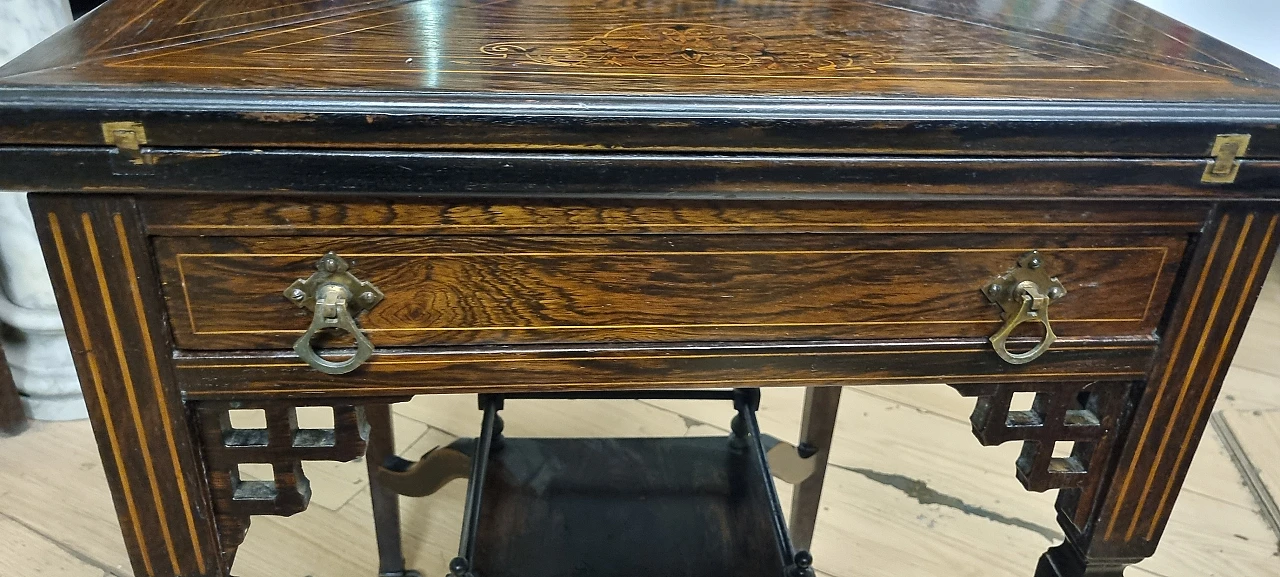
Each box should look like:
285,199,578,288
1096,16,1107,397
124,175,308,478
171,340,1156,399
154,230,1185,349
7,1,1280,577
138,198,1211,237
1,0,1280,157
30,195,222,577
3,0,1278,100
1067,207,1280,567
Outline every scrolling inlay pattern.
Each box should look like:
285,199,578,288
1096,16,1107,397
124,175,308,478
24,0,1269,97
480,23,892,72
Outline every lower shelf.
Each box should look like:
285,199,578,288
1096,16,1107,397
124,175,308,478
473,437,787,577
447,390,808,577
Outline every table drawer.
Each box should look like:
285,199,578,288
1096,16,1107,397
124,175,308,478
154,232,1185,351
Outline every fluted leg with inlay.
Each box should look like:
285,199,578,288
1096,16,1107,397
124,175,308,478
1034,207,1280,576
32,195,225,576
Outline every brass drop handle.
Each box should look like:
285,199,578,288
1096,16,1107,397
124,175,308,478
285,253,384,375
982,251,1067,365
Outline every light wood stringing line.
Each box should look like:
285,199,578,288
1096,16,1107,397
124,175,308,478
180,371,1148,399
83,213,183,575
146,221,1205,231
108,6,408,61
174,344,1150,370
172,246,1168,335
1103,214,1232,541
1145,214,1280,540
102,64,1228,84
48,213,154,577
113,214,207,575
1125,213,1254,541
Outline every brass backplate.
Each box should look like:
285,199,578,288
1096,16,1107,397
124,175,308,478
981,251,1066,315
1201,134,1251,184
284,252,384,316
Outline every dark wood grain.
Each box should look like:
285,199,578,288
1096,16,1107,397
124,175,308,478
155,232,1185,350
139,198,1209,237
3,0,1278,99
194,400,373,569
10,1,1280,575
1,0,1280,161
1036,206,1280,577
953,381,1130,494
0,344,27,436
3,97,1280,160
29,195,223,577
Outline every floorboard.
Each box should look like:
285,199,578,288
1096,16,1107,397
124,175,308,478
6,268,1280,576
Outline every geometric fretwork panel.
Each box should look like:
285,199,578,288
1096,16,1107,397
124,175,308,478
951,382,1129,493
194,402,369,567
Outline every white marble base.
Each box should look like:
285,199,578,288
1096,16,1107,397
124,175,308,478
0,0,73,64
0,192,86,421
0,0,78,421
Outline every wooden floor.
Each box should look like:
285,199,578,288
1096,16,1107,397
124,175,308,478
6,265,1280,577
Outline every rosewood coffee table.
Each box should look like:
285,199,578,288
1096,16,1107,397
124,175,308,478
2,0,1279,576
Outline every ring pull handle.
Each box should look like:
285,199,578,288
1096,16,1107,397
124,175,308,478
284,252,384,375
982,251,1067,366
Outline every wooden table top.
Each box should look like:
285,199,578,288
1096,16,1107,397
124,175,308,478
4,0,1280,101
3,0,1280,162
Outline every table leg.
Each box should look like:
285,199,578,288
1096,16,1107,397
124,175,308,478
367,403,418,577
1036,207,1280,576
34,197,224,576
788,385,842,552
0,344,27,435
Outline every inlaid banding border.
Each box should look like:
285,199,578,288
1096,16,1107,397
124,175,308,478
1102,211,1280,544
113,214,209,573
47,213,155,576
48,210,210,577
82,213,184,575
168,245,1172,338
145,221,1207,234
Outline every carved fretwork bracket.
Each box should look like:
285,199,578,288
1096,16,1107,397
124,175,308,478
194,401,370,567
952,382,1129,493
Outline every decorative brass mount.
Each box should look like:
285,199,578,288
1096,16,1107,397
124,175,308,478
981,251,1067,365
100,121,154,173
1202,134,1250,184
284,252,384,374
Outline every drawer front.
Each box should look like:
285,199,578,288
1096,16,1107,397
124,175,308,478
155,232,1185,350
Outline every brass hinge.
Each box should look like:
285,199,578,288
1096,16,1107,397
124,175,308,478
100,121,153,172
1201,134,1251,184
